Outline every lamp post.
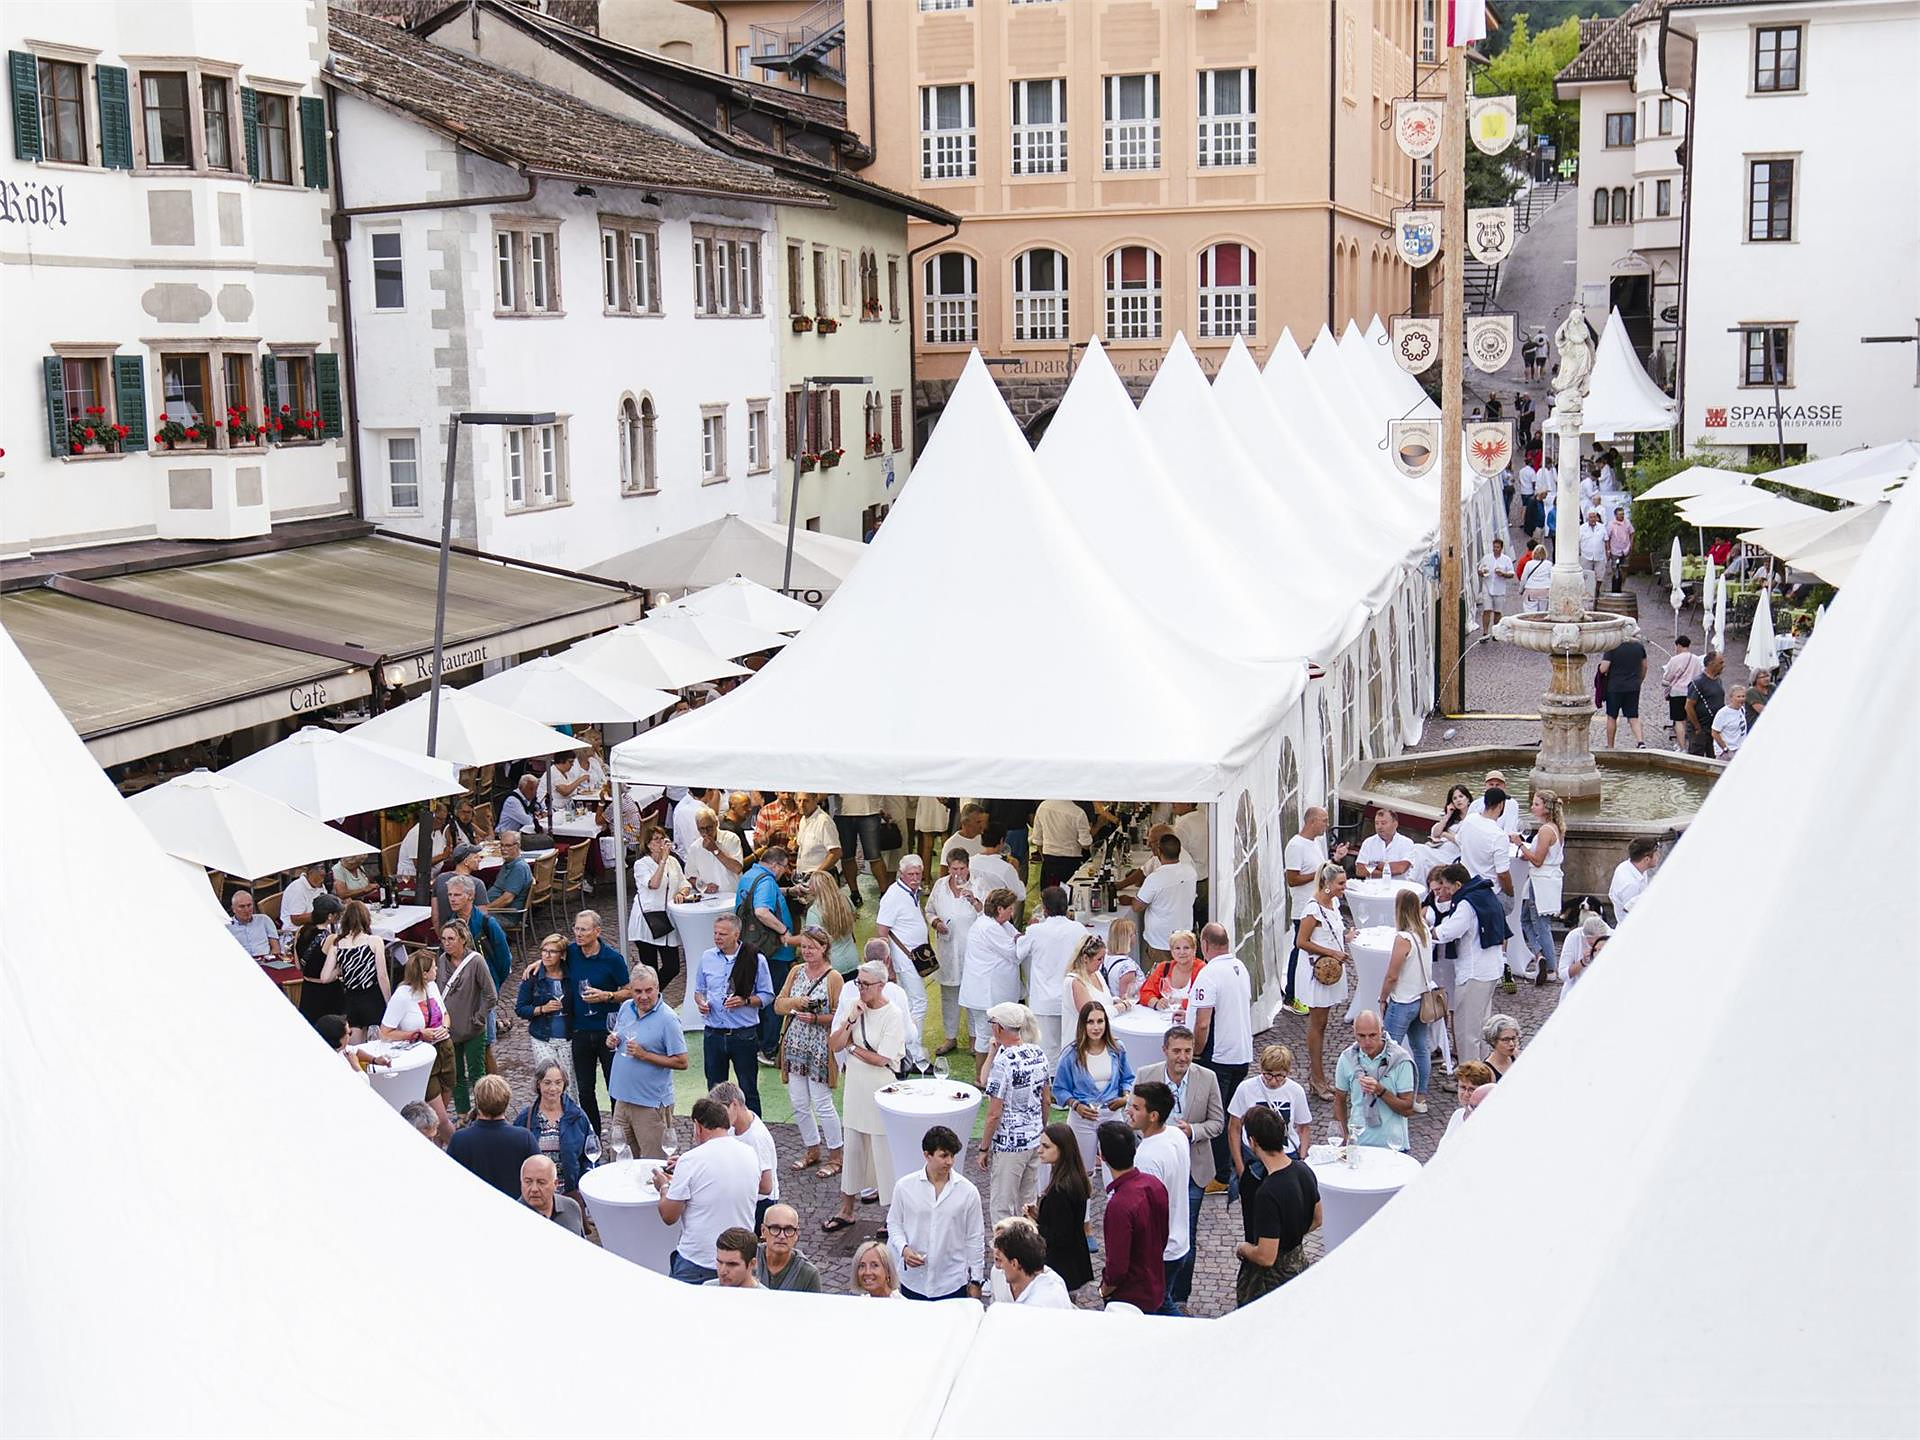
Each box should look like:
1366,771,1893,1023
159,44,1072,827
782,376,872,592
1726,325,1788,463
411,410,557,892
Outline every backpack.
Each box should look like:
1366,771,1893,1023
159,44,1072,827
734,868,785,955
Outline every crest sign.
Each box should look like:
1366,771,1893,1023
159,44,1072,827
1390,315,1440,374
1393,208,1441,269
1393,99,1443,159
1467,206,1516,264
1465,421,1515,478
1469,95,1518,155
1389,418,1440,479
1467,313,1515,373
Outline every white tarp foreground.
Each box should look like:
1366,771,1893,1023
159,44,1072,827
0,628,981,1437
938,488,1920,1438
612,353,1307,800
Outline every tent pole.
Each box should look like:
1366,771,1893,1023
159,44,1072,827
611,775,630,976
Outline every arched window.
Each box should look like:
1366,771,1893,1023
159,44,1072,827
1611,186,1629,224
1386,609,1403,748
1317,691,1336,806
1197,242,1257,337
863,389,883,456
639,396,656,493
1013,248,1069,341
1366,631,1387,759
619,395,657,495
1340,656,1359,775
1276,737,1301,922
923,252,978,344
1231,790,1266,991
1103,245,1162,340
1594,187,1610,225
857,247,880,319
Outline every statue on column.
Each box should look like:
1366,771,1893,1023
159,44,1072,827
1549,301,1596,408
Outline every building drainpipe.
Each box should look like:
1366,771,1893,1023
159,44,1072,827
323,86,365,522
1327,2,1340,328
704,1,730,73
904,220,960,442
1661,15,1697,453
866,0,878,161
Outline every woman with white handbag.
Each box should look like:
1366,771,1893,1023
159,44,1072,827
1377,890,1439,1115
1510,789,1565,984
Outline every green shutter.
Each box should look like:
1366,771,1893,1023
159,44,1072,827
95,64,132,169
315,352,342,438
113,354,148,451
299,94,327,189
240,86,260,180
9,51,40,161
44,356,68,456
260,353,278,441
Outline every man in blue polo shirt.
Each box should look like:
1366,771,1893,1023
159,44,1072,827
567,909,632,1137
608,963,687,1159
736,846,797,1064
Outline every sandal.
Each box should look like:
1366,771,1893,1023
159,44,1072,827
1311,1084,1336,1102
820,1215,853,1234
816,1162,842,1179
791,1148,821,1172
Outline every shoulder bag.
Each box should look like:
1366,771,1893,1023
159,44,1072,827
1307,904,1346,987
641,859,679,940
1414,933,1448,1026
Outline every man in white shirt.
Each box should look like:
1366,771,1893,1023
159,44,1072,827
683,805,744,893
992,1220,1073,1307
1355,809,1416,879
672,788,715,862
1024,887,1094,1059
1189,922,1253,1194
279,862,328,939
1129,1080,1192,1315
710,1081,777,1223
873,859,932,1051
1170,802,1209,927
941,802,989,861
1426,865,1506,1065
1479,537,1516,641
653,1096,760,1284
968,826,1027,912
1459,788,1514,892
1130,833,1197,968
887,1124,984,1300
1578,510,1607,600
1282,807,1348,1012
1608,837,1659,923
790,792,841,878
1711,686,1749,759
1033,798,1093,889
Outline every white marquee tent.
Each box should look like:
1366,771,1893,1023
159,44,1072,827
1582,306,1679,440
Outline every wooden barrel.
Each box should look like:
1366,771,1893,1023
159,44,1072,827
1594,591,1640,620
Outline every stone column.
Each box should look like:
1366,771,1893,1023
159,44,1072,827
1548,393,1586,621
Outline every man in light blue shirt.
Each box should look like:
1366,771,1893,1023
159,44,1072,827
694,914,772,1115
226,889,281,959
609,964,688,1159
497,774,541,835
1332,1012,1416,1152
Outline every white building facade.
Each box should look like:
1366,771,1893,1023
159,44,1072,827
1669,0,1920,461
1,0,350,558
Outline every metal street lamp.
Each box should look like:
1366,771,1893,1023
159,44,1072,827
412,410,556,890
783,376,872,592
1860,324,1920,387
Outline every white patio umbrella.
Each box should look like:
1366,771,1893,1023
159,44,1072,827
1668,537,1685,635
1713,572,1728,655
351,688,584,769
1741,502,1889,589
464,655,677,725
635,608,789,661
1638,463,1747,503
658,575,818,634
564,623,750,690
1748,586,1779,672
1702,552,1718,642
1679,486,1826,530
221,727,464,822
1759,439,1916,504
129,769,375,878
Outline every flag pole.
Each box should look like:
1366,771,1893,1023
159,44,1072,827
1437,34,1468,713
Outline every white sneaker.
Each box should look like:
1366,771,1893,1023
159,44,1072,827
1413,1099,1429,1115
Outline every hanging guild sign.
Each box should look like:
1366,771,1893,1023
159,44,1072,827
1469,95,1518,155
1466,313,1515,372
1393,208,1441,269
1466,421,1515,478
1467,206,1517,264
1389,418,1440,478
1393,98,1443,159
1391,314,1440,374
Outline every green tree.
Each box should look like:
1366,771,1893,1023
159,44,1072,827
1479,15,1584,165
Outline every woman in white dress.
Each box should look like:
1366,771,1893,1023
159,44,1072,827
926,849,983,1056
1426,784,1473,868
1519,543,1553,613
824,962,907,1235
1376,889,1436,1113
627,826,685,990
1293,863,1353,1101
1512,789,1565,982
539,753,590,812
958,888,1027,1058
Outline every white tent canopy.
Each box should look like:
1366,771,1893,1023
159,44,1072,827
634,608,791,661
464,655,678,725
1582,305,1678,439
1679,486,1827,530
1639,462,1747,502
129,768,375,878
937,488,1920,1438
1760,438,1916,505
586,513,866,598
1361,313,1441,418
219,725,464,822
565,621,751,689
613,353,1306,800
657,575,820,633
351,687,585,768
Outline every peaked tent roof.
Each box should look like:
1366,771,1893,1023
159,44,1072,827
936,487,1920,1439
611,354,1306,800
1584,306,1679,438
585,513,865,596
1362,314,1442,418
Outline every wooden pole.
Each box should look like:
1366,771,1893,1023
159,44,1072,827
1437,42,1468,714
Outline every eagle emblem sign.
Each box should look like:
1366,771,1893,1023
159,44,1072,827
1467,207,1516,264
1393,99,1442,159
1469,95,1517,155
1393,209,1440,269
1391,315,1440,374
1467,314,1515,373
1389,418,1440,478
1465,421,1514,478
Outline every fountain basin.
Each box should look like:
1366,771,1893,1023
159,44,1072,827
1343,745,1724,906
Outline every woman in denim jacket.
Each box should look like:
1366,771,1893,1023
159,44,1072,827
1051,1001,1134,1178
512,1059,595,1194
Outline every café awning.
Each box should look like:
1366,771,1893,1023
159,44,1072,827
0,534,644,767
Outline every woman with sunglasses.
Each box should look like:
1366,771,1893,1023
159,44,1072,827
822,960,906,1234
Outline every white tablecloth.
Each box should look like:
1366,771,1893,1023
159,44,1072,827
1344,877,1423,931
1344,926,1401,1024
1306,1146,1422,1252
551,815,605,840
669,893,737,1032
578,1158,683,1273
475,846,557,877
874,1079,983,1186
368,904,433,940
1109,1005,1173,1075
355,1038,436,1111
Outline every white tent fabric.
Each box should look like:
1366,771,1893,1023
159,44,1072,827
613,353,1307,801
1759,439,1916,504
1680,486,1827,530
1583,306,1678,439
0,630,980,1438
566,621,751,689
586,513,865,598
163,853,233,925
936,488,1920,1440
1639,463,1747,503
219,725,464,821
351,687,586,768
129,768,374,877
634,608,790,661
1361,313,1441,417
659,575,820,633
464,655,678,725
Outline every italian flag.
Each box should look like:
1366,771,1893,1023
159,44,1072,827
1448,0,1488,48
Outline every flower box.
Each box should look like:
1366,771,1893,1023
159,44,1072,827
66,406,131,455
790,315,814,333
816,317,839,335
818,446,844,469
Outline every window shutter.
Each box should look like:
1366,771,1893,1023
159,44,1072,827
315,352,343,438
806,389,822,454
299,95,328,189
828,389,841,449
260,354,278,441
784,390,799,459
112,354,148,451
890,393,903,452
43,356,67,456
240,86,260,180
95,65,132,169
9,52,40,161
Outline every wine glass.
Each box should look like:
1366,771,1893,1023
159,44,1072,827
608,1131,630,1168
931,1054,950,1081
661,1123,679,1166
583,1128,602,1170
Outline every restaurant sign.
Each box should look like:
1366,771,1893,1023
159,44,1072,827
1703,401,1845,432
383,641,493,689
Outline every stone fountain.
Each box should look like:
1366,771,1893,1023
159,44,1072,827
1491,301,1635,800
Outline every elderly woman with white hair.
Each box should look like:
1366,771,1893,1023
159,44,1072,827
822,959,907,1235
976,1001,1051,1224
1559,910,1611,994
959,888,1029,1058
1482,1013,1522,1081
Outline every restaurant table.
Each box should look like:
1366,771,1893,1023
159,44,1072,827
1344,877,1424,931
550,815,605,841
1306,1146,1421,1252
474,846,558,878
578,1159,682,1274
1109,1004,1174,1075
874,1078,983,1187
356,1038,436,1111
668,893,737,1031
1344,926,1401,1024
368,904,434,940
